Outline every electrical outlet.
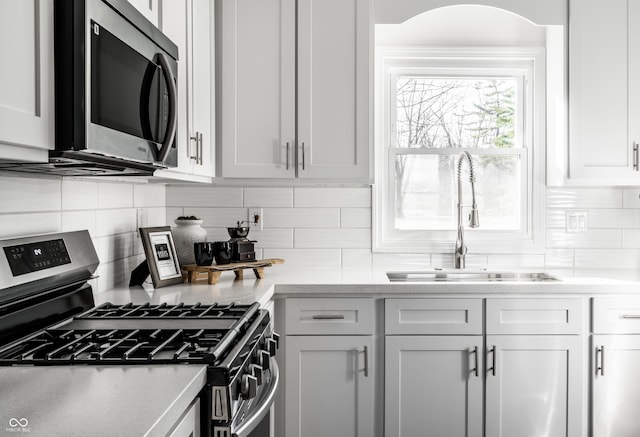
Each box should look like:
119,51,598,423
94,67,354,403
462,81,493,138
565,210,588,233
248,208,263,230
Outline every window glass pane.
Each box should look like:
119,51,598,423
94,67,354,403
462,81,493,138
394,154,521,230
395,77,518,149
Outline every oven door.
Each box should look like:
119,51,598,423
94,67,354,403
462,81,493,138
231,360,279,437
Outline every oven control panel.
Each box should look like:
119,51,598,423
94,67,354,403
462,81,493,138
3,239,71,277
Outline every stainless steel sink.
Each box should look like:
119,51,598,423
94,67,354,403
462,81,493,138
386,271,560,282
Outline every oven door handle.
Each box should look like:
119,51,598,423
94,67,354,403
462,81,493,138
155,52,178,164
232,358,280,437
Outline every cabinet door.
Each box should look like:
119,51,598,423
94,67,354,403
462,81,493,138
485,336,583,437
297,0,371,180
127,0,159,26
189,0,214,177
569,0,640,183
0,0,53,161
158,0,214,180
159,0,194,175
218,0,296,178
385,336,483,437
593,335,640,437
285,336,374,437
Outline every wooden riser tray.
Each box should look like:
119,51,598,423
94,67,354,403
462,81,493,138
181,258,284,284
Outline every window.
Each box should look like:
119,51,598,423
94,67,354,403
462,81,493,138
374,48,545,253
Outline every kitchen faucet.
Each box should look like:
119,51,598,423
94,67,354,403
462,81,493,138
454,151,479,269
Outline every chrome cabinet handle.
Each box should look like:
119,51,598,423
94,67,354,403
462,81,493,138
363,346,369,378
488,346,496,376
301,142,306,170
596,346,605,376
311,314,345,320
286,142,290,170
470,346,479,377
198,132,203,165
189,132,200,161
634,143,639,171
622,314,640,319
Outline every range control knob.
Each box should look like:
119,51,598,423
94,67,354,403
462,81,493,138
259,350,270,371
271,332,280,348
266,339,278,357
250,364,263,385
241,374,258,399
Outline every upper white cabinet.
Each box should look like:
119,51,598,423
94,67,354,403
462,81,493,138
0,0,54,163
569,0,640,184
127,0,160,26
217,0,372,180
156,0,214,181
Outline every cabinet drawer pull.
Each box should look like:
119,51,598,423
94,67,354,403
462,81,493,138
198,132,203,165
363,345,369,378
311,314,345,320
301,142,306,170
470,346,479,377
285,142,290,170
596,346,605,376
634,143,639,171
488,346,496,376
622,314,640,319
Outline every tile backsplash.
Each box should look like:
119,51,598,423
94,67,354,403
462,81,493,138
0,172,166,293
1,174,639,293
167,185,640,271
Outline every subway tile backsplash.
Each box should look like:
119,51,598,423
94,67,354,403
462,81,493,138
0,172,166,294
1,175,639,293
167,185,640,270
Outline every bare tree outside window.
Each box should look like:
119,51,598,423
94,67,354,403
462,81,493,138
393,77,520,230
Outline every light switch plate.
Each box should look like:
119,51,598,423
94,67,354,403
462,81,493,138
565,210,588,233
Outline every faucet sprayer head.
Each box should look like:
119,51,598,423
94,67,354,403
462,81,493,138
469,207,480,228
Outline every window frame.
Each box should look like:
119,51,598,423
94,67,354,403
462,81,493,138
373,47,546,254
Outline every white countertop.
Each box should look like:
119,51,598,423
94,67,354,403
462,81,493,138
94,265,640,306
0,365,206,437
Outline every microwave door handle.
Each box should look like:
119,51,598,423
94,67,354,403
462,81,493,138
155,52,177,163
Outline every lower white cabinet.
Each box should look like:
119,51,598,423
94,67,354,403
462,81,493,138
592,297,640,437
485,335,583,437
592,335,640,437
385,336,483,437
284,336,374,437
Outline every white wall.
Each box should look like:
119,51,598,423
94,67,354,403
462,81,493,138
166,185,640,271
0,172,167,292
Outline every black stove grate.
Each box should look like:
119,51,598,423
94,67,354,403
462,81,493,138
0,328,232,365
79,301,258,319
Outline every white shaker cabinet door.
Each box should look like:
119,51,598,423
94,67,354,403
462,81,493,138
0,0,53,161
385,336,483,437
569,0,640,183
485,335,583,437
592,335,640,437
284,335,374,437
218,0,296,178
296,0,372,180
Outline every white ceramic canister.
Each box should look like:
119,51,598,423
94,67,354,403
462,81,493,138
172,218,207,265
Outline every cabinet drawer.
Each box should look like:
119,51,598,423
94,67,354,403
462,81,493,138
385,298,482,335
284,298,374,335
593,297,640,333
486,298,583,335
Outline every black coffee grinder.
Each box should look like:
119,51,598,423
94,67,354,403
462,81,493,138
227,221,256,263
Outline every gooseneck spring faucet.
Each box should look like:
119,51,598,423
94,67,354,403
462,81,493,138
454,151,480,269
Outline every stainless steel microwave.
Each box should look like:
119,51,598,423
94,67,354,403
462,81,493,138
50,0,179,176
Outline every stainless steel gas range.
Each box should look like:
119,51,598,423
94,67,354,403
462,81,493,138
0,231,279,437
